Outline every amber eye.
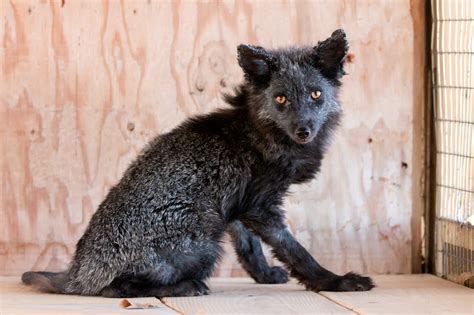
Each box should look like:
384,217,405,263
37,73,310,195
275,95,286,104
311,91,321,100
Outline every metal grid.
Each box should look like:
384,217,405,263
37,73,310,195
431,0,473,287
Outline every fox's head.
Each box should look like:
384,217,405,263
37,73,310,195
236,30,348,145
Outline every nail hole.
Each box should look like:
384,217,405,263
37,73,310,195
127,122,135,132
401,162,408,169
368,138,373,144
196,82,205,92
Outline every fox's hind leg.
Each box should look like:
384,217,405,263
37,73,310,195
100,255,216,298
101,277,209,298
228,221,288,284
101,238,221,298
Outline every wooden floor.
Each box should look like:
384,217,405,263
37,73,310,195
0,275,472,314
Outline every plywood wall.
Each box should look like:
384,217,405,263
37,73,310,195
0,0,425,276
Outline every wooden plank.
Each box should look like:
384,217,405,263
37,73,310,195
0,277,179,315
162,278,353,315
320,274,474,315
1,276,472,315
409,0,427,275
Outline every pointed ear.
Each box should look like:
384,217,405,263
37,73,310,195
313,29,349,80
237,44,275,84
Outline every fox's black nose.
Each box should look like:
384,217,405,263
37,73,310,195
296,127,311,140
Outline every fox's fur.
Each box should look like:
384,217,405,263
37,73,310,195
23,29,374,297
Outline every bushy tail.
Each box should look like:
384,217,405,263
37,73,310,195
22,271,68,294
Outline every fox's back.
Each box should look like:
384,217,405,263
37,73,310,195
82,109,255,242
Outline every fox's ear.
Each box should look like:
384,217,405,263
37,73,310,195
237,44,275,84
312,29,349,80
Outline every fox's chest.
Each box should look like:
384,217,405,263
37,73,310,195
263,153,322,185
290,157,322,184
251,156,322,194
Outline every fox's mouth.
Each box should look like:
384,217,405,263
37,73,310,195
294,138,312,145
291,136,315,145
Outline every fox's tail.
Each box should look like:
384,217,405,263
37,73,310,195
22,271,68,294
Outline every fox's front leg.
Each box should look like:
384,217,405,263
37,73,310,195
227,220,288,284
242,212,374,292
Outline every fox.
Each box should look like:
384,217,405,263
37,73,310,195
22,29,374,298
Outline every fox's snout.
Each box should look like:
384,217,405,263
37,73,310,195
292,125,316,144
295,127,311,141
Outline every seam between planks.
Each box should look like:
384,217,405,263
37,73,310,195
159,297,185,315
317,293,361,315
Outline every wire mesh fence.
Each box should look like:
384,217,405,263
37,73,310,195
431,0,473,287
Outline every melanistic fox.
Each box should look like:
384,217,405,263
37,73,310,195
23,29,374,297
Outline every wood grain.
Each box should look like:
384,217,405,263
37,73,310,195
162,278,354,315
0,277,179,315
1,1,424,276
1,276,471,315
320,274,474,315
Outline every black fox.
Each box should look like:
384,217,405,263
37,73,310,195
22,29,374,297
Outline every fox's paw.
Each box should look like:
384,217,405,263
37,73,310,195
177,279,210,296
307,272,374,292
255,266,289,284
325,272,374,292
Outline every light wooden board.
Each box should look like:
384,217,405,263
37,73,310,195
321,274,474,315
0,276,352,315
162,278,353,315
1,276,472,315
0,277,178,315
1,0,425,277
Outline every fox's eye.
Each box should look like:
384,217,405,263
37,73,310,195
275,95,287,104
311,91,321,100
